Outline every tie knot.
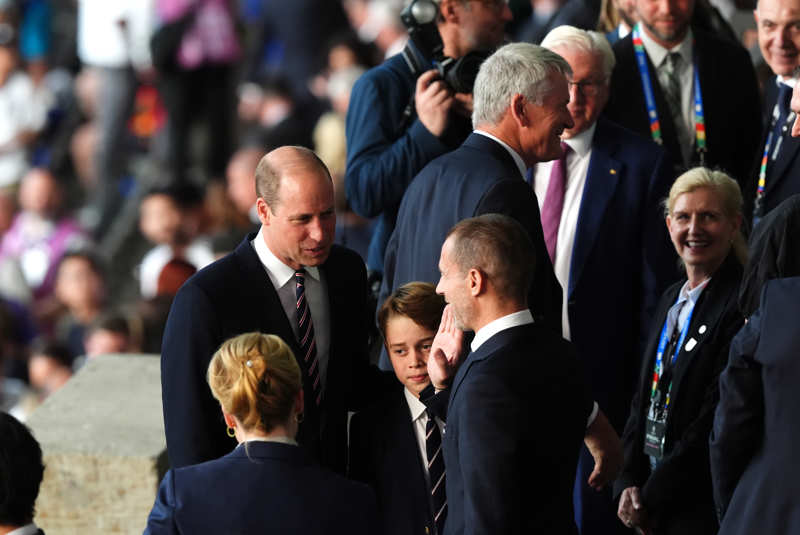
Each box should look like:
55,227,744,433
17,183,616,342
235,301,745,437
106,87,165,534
560,141,571,157
295,269,306,282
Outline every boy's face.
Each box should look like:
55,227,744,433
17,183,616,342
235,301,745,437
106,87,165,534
385,315,434,397
55,257,103,311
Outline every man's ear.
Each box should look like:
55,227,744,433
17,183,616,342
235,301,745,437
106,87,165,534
256,197,271,226
510,94,529,127
467,267,485,297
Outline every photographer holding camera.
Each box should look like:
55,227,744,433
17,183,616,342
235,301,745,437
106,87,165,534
344,0,512,284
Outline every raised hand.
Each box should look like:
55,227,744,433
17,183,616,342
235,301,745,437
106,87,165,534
428,305,465,389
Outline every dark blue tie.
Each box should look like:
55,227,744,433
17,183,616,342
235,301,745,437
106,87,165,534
295,269,321,406
426,409,447,534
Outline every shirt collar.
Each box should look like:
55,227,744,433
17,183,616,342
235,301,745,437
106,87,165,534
239,436,298,446
6,524,40,535
471,309,534,352
251,226,320,288
777,75,796,88
473,130,527,177
676,276,710,307
404,386,427,421
638,24,693,69
563,121,596,157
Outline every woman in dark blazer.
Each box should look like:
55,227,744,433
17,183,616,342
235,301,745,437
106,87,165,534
144,332,377,535
614,168,746,535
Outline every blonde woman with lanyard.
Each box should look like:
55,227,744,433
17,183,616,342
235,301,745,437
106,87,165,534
144,333,377,535
614,168,746,535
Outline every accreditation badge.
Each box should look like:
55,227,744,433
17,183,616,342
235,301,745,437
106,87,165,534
643,413,666,460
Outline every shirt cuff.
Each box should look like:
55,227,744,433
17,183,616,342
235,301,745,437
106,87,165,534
586,401,599,428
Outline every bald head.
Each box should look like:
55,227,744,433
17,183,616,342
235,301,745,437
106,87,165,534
255,146,333,211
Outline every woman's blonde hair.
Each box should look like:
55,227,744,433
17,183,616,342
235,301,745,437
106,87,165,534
664,167,747,266
207,332,301,433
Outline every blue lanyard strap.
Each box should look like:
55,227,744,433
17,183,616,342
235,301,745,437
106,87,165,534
650,298,695,409
632,24,706,164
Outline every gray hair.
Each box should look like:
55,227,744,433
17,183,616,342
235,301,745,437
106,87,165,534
540,25,616,79
472,42,572,128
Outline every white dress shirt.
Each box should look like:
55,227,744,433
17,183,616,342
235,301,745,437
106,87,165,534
473,130,527,177
639,27,696,152
471,309,598,427
251,227,331,389
533,123,596,341
404,386,446,485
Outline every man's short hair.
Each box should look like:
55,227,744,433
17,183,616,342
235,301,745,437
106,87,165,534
0,412,44,526
540,25,616,79
446,214,536,303
254,146,332,209
472,42,572,127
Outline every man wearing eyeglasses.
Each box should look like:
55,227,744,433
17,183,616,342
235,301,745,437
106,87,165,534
540,26,678,535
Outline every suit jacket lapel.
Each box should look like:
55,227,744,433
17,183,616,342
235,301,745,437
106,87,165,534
668,256,740,400
233,235,300,357
569,119,622,296
390,392,436,516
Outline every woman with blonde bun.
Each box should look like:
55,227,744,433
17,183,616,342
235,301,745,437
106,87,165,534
144,332,377,535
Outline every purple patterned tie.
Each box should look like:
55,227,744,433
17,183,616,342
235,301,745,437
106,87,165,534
541,142,571,263
295,269,321,406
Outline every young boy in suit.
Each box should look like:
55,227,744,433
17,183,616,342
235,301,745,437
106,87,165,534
349,282,447,535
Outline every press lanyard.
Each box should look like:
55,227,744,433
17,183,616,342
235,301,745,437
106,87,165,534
753,99,796,223
632,24,707,164
649,299,695,412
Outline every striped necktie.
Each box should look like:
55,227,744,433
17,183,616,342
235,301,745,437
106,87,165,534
295,269,321,406
426,409,447,534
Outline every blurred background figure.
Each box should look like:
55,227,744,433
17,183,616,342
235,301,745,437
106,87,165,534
82,310,133,360
0,167,90,304
137,184,212,299
27,338,72,400
597,0,638,43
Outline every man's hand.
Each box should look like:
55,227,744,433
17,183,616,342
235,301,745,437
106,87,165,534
415,69,454,137
428,304,464,389
617,487,651,534
452,92,473,118
584,409,623,491
791,82,800,137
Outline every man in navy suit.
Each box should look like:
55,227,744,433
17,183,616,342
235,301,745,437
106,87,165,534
746,0,800,223
427,214,594,534
539,26,678,535
161,146,387,472
603,0,760,188
380,42,571,338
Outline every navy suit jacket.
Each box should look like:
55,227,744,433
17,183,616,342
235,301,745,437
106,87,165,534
604,31,760,190
144,441,377,535
615,254,743,534
744,77,800,221
440,322,592,535
161,234,387,472
564,118,678,432
349,386,436,535
381,133,562,337
710,277,800,534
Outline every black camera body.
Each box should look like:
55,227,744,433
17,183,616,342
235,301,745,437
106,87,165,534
400,0,489,94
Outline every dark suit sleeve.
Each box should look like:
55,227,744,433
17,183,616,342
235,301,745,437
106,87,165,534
641,302,744,519
161,282,229,469
348,411,374,485
457,370,525,534
143,470,178,535
475,178,563,335
709,295,765,519
728,47,762,193
345,69,449,219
